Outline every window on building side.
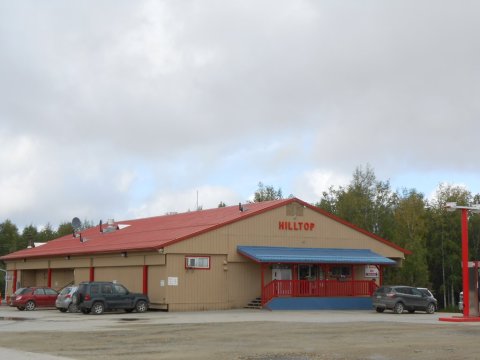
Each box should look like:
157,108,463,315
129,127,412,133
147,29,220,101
185,256,210,269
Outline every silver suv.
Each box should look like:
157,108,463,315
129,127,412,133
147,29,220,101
372,285,437,314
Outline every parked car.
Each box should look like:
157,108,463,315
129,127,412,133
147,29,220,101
417,287,437,310
56,285,79,313
9,286,59,311
372,285,437,314
73,281,149,315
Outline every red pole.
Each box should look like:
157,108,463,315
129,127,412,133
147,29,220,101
260,263,265,305
47,268,52,288
461,209,470,317
379,265,383,286
12,270,17,293
351,265,355,296
143,265,148,295
89,267,95,282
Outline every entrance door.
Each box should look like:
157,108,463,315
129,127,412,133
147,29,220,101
272,268,292,280
271,267,292,297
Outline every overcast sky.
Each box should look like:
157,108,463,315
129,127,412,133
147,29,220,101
1,1,479,229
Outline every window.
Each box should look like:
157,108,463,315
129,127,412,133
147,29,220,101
330,266,351,278
185,256,210,269
114,284,128,295
101,284,113,294
45,288,58,295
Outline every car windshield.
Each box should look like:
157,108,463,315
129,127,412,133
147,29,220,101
418,289,432,297
375,287,391,294
59,287,73,295
14,288,31,295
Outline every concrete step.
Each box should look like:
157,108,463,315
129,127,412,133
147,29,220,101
244,297,262,309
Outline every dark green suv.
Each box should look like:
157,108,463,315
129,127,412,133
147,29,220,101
73,281,149,315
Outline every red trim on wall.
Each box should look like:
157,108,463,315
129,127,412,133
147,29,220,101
13,270,17,293
143,265,148,295
89,267,95,281
47,268,52,287
261,263,266,305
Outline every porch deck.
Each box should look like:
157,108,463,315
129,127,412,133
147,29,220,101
262,279,376,305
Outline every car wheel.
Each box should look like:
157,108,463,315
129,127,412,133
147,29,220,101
92,302,104,315
17,307,25,311
68,303,78,313
135,300,148,313
80,308,91,314
375,307,385,313
59,308,68,313
25,300,36,311
426,303,436,314
393,302,404,314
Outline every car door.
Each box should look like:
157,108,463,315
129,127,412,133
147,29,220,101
410,287,427,310
33,288,47,306
113,284,134,309
100,283,116,309
397,287,416,309
44,288,59,306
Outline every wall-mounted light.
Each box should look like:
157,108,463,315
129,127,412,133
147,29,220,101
65,255,71,260
121,252,128,258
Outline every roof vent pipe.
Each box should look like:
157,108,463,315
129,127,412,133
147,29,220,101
239,203,243,212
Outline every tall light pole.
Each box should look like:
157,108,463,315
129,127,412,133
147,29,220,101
445,202,480,318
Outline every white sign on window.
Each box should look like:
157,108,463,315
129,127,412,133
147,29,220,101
364,265,379,278
168,277,178,286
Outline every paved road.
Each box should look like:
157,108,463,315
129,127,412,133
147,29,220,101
0,305,466,331
0,306,473,359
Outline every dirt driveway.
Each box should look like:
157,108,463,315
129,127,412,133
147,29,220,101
0,307,479,359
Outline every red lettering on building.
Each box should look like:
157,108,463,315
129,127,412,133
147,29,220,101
278,221,315,231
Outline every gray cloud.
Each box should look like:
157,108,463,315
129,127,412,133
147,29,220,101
1,1,479,227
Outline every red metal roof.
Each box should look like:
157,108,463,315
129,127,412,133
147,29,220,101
0,198,409,261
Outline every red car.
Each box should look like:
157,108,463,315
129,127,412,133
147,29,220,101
9,287,59,311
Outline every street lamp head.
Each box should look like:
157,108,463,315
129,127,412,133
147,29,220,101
446,202,457,212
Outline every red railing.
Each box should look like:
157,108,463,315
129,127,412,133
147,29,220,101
262,279,377,305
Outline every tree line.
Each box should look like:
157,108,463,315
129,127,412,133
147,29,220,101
251,167,480,309
1,167,479,308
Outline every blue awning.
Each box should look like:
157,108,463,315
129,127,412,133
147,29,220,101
237,246,396,265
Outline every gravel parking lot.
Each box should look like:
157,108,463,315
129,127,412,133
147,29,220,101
0,306,479,359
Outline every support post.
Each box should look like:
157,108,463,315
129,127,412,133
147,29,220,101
47,268,52,288
143,265,148,295
89,267,95,282
261,263,265,305
13,270,17,293
351,265,355,296
461,208,470,317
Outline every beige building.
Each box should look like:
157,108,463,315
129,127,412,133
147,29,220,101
0,198,408,311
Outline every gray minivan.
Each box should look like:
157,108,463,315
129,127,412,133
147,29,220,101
372,285,437,314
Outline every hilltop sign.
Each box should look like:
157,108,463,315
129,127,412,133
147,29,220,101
278,221,315,231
